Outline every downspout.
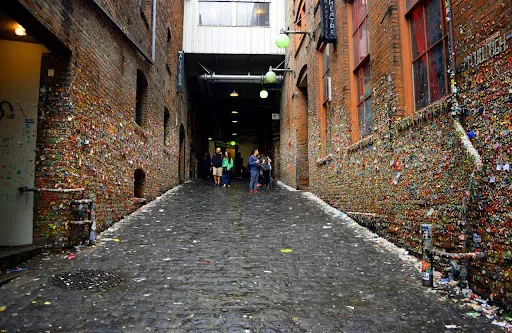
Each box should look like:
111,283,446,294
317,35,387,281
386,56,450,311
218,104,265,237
151,0,156,62
442,0,484,287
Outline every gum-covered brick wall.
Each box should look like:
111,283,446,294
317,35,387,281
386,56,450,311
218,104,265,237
16,0,188,248
279,0,511,308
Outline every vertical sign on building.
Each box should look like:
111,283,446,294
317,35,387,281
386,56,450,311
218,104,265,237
319,0,336,43
177,51,185,93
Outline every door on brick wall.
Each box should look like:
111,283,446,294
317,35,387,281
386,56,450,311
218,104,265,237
179,124,186,184
0,35,49,245
296,67,309,190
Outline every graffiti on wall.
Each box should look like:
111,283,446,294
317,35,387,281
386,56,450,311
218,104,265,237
460,31,510,72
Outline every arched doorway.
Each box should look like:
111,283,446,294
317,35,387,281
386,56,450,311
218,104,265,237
295,65,309,190
178,124,185,184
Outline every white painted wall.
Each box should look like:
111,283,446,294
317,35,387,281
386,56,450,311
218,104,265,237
0,40,48,246
184,0,285,55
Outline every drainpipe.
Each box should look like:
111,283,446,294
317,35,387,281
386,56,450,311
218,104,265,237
446,0,486,287
151,0,156,62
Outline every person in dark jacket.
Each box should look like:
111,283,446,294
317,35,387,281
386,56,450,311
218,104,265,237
260,154,272,188
248,148,260,193
211,147,223,186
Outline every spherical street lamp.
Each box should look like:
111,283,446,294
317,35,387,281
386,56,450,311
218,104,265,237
275,33,290,49
260,89,269,99
264,69,277,84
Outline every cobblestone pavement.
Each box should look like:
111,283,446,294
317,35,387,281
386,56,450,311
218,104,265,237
0,181,502,332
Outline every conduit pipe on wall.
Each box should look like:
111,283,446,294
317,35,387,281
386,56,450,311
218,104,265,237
198,74,284,84
419,0,486,289
151,0,156,61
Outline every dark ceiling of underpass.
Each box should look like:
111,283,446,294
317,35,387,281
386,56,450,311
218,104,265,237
186,53,284,145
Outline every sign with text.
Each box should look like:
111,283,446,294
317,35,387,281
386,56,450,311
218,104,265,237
176,51,185,93
272,113,280,120
319,0,336,43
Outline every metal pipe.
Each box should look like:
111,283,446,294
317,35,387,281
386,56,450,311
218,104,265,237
427,248,485,260
151,0,156,61
198,73,284,84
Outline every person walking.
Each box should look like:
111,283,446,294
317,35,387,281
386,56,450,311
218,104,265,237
260,154,272,189
211,147,223,186
221,151,234,187
248,148,260,193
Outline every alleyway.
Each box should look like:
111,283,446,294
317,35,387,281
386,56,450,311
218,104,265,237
0,182,500,332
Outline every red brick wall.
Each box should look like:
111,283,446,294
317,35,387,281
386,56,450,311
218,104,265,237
280,0,511,308
7,0,188,248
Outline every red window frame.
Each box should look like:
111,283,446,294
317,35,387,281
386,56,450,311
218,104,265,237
407,0,449,110
351,0,371,139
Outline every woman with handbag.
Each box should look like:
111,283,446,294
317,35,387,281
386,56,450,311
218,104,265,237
221,151,234,187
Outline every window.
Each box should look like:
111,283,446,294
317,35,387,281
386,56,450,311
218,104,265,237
351,0,371,139
166,29,172,75
295,1,306,47
140,0,152,27
236,2,269,26
407,0,448,110
356,64,372,138
135,70,148,127
318,44,331,155
322,44,331,104
164,108,170,145
199,1,269,27
199,1,232,26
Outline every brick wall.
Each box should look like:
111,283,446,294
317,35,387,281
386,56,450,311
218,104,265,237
7,0,188,248
280,0,511,308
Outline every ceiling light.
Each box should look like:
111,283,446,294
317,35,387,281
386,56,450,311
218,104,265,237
231,111,238,114
232,120,238,123
260,89,269,99
232,133,237,136
15,25,26,36
230,90,238,97
208,137,212,140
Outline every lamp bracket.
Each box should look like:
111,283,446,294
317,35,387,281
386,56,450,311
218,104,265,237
280,28,312,36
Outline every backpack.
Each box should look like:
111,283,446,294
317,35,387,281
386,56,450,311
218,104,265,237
261,158,270,171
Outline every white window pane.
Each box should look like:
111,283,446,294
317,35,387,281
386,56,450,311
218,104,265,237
199,2,209,25
220,2,232,26
236,3,248,26
209,3,220,26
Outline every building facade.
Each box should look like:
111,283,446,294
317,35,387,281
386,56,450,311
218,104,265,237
0,0,189,248
279,0,511,307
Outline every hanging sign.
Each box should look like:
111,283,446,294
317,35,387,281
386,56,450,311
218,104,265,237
319,0,336,43
176,51,185,93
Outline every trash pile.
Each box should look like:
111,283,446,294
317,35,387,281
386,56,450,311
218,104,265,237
435,275,512,331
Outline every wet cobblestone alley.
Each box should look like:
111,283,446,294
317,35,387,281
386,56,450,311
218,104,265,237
0,181,501,332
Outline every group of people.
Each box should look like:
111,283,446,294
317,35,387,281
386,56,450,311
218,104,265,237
211,147,234,187
248,148,272,194
207,147,272,192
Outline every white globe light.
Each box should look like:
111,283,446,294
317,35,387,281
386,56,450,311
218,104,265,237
275,34,290,48
260,89,269,99
265,70,277,84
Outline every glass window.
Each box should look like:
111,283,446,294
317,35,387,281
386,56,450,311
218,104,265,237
199,2,231,26
200,2,269,27
238,2,269,26
356,63,372,139
351,0,371,139
352,0,369,66
408,0,448,110
322,44,331,103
